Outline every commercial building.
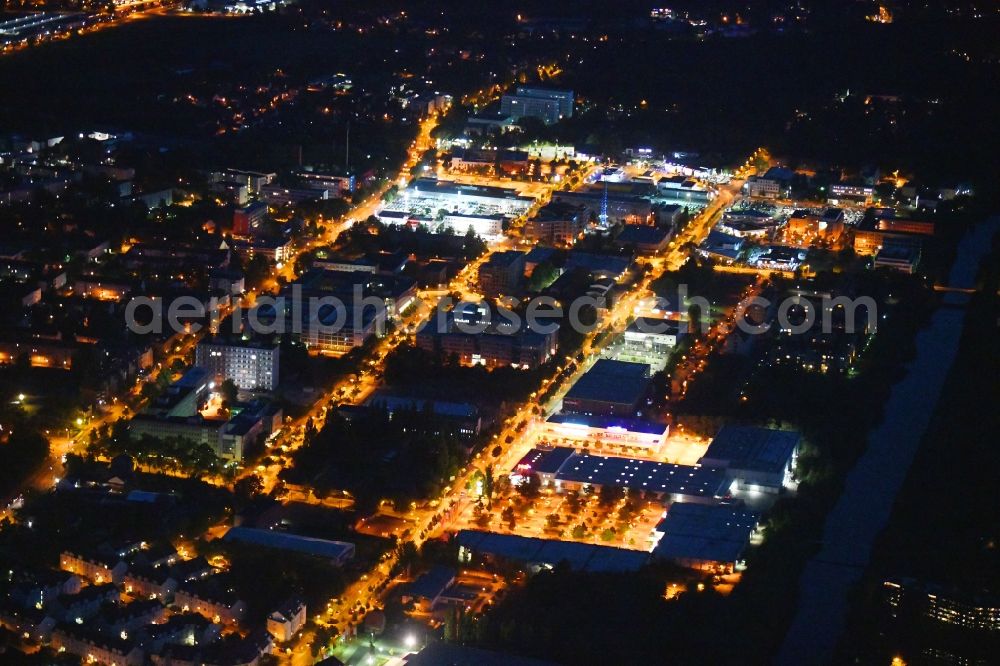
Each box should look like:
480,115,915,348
616,316,687,370
717,209,777,239
541,413,669,455
403,178,535,217
512,446,732,504
655,175,714,204
651,502,759,572
561,359,650,417
478,250,526,295
195,337,279,391
749,245,807,271
698,230,744,263
700,426,800,493
440,212,505,239
464,112,520,135
499,87,574,124
450,148,530,174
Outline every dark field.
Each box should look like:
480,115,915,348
0,13,380,135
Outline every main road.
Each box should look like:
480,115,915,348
296,174,744,665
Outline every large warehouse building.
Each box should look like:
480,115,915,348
512,446,732,504
699,426,800,494
561,359,651,417
651,502,759,572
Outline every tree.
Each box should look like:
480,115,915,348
243,254,271,289
527,261,560,291
219,379,239,405
598,484,624,507
483,466,495,508
516,473,541,499
234,474,264,503
501,505,517,530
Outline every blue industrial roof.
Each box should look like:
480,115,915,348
564,359,650,406
456,530,649,573
652,502,758,565
701,426,800,474
617,224,670,245
565,251,632,278
555,451,731,499
514,447,577,475
223,527,354,562
407,565,456,600
366,393,478,419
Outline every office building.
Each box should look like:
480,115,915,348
232,201,268,238
500,87,574,124
745,166,794,199
884,578,1000,633
195,337,279,391
478,250,526,296
523,201,587,245
416,302,558,369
